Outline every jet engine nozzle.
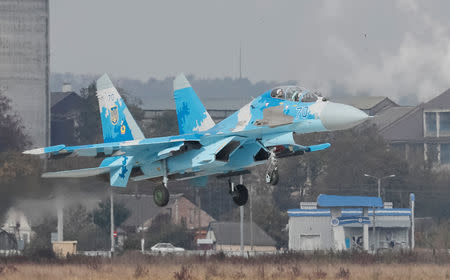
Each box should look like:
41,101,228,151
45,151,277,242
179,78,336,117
320,102,369,131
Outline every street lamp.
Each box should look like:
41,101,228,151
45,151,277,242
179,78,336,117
363,174,396,198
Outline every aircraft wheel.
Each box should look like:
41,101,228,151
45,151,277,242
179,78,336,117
231,184,248,206
265,169,279,185
153,185,169,207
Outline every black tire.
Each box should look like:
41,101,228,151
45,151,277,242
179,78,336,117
153,185,169,207
266,170,279,185
232,184,248,206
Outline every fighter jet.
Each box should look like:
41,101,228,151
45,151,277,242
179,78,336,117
24,74,368,207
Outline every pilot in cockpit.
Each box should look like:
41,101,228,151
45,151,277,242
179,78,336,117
275,88,284,98
291,91,300,102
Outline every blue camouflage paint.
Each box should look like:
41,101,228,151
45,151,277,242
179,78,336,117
208,91,325,135
173,75,215,134
119,157,128,179
100,99,134,143
97,73,145,143
31,78,371,190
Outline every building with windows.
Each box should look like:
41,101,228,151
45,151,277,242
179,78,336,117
374,89,450,167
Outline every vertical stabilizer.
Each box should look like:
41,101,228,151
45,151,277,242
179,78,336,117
173,73,215,134
96,74,145,143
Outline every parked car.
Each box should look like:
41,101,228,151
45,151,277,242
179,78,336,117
150,243,185,253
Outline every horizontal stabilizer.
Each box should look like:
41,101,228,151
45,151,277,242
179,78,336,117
42,167,110,178
23,145,66,155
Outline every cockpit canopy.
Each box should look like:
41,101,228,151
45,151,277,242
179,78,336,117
270,86,326,102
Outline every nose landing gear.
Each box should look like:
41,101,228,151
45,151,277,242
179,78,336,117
265,148,279,185
265,169,279,185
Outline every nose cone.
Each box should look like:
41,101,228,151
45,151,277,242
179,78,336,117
320,102,369,131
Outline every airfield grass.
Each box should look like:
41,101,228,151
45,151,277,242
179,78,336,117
1,251,450,280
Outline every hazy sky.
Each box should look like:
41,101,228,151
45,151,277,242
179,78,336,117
50,1,450,102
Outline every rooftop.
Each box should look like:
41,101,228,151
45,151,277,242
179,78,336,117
209,222,276,247
143,98,248,111
51,91,76,107
331,96,396,110
370,106,416,130
287,208,411,217
115,194,181,228
317,194,383,208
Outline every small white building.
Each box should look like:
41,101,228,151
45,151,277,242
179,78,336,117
1,208,34,250
288,194,414,252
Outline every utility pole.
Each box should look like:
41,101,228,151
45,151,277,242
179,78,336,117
410,193,415,250
56,198,63,242
364,174,396,199
364,174,395,252
239,41,242,79
377,178,381,198
110,189,115,256
196,188,201,228
239,175,244,255
372,206,376,253
250,184,254,251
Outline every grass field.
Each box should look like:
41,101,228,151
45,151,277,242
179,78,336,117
1,251,449,280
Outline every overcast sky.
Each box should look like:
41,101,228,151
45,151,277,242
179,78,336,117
50,0,450,103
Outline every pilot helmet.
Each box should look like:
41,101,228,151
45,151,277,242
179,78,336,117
276,88,283,96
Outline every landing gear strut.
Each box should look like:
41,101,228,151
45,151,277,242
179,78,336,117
265,149,279,185
154,159,170,207
229,180,248,206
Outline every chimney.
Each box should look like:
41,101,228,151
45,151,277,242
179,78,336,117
62,83,72,93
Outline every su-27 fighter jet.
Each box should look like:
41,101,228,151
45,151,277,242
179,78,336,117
24,74,368,207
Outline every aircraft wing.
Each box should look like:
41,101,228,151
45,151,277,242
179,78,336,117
23,135,200,159
25,135,203,187
42,167,110,178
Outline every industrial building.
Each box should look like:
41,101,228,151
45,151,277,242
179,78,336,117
0,0,50,147
288,194,414,252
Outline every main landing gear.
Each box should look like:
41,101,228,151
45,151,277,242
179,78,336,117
153,184,169,207
265,148,279,185
228,179,248,206
154,159,170,207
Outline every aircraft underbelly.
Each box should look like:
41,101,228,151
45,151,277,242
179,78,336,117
137,119,326,181
138,140,263,180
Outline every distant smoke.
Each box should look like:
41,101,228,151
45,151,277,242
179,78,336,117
12,186,107,227
304,0,450,104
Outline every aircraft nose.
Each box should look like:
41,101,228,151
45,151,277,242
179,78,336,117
320,102,369,131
